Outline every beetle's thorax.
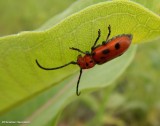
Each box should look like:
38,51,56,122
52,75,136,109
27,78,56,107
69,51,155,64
77,54,95,69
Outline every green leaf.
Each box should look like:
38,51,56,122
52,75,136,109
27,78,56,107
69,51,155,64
38,0,107,30
131,0,160,14
0,0,160,125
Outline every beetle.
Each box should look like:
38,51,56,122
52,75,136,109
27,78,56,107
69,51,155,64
36,25,132,96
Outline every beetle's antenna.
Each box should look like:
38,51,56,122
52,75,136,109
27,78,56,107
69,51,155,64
76,68,82,96
36,59,77,70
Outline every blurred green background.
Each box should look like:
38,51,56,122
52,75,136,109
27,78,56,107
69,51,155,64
0,0,160,126
0,0,76,36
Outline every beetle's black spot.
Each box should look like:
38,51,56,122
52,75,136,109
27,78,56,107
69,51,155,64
96,61,100,64
86,63,89,66
115,43,120,50
100,57,105,60
92,52,96,56
102,49,110,54
90,60,93,63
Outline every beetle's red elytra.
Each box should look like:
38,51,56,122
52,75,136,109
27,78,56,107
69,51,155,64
36,25,133,96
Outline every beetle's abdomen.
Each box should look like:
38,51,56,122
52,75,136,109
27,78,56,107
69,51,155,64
92,34,132,64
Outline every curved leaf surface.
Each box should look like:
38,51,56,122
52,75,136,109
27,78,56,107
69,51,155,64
0,1,160,125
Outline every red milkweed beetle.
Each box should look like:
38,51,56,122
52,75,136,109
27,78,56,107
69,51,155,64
36,25,132,96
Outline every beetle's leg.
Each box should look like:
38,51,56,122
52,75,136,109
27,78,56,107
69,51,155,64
36,59,77,70
102,41,106,45
91,29,101,50
106,25,111,41
70,47,87,54
76,68,82,96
